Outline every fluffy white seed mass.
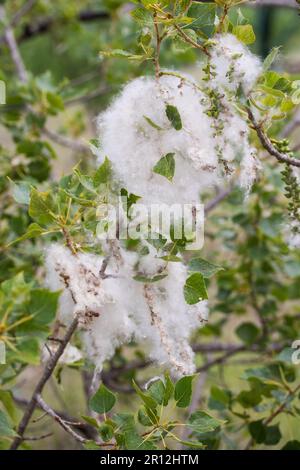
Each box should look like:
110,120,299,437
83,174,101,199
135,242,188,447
210,33,262,94
45,244,208,377
97,36,261,204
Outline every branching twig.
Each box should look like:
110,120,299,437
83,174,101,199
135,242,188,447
10,315,79,450
245,382,300,450
247,107,300,168
173,23,210,57
35,395,88,445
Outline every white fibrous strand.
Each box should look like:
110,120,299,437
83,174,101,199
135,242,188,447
45,243,208,377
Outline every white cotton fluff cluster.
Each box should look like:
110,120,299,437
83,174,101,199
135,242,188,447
210,33,262,94
45,243,208,377
97,37,261,204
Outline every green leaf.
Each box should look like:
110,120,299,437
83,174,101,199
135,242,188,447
9,180,30,204
165,104,182,130
263,47,281,72
0,391,18,423
99,423,114,442
93,157,112,187
187,410,223,434
8,223,45,246
143,115,163,131
282,440,300,450
131,7,153,27
249,420,266,444
115,413,156,450
174,375,195,408
264,424,281,445
233,24,256,45
208,385,231,411
28,289,60,326
187,3,216,35
0,410,16,437
163,373,174,406
137,407,153,427
89,384,116,414
184,273,208,305
12,338,40,365
29,188,56,225
74,169,97,194
188,258,224,278
249,420,281,445
81,415,99,428
132,381,157,412
148,379,166,405
276,347,294,364
99,49,144,60
236,322,259,345
153,153,175,182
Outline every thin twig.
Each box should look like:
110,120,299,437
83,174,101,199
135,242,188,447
10,315,79,450
245,382,300,450
247,107,300,168
23,432,53,441
35,395,88,445
0,6,27,82
173,22,210,57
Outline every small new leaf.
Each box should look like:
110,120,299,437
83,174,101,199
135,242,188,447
184,273,208,305
153,153,175,182
175,375,195,408
89,384,116,414
165,104,182,130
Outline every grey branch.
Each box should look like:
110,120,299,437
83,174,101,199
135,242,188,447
42,127,90,154
35,395,88,445
247,107,300,168
0,6,28,83
10,315,79,450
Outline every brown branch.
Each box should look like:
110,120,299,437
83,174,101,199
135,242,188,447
173,22,210,57
23,432,53,441
245,382,300,450
204,186,234,214
247,107,300,168
35,395,88,445
42,127,90,154
10,315,79,450
13,393,97,440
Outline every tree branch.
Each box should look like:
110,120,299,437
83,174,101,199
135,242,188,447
10,315,79,450
0,6,28,82
35,395,88,445
247,107,300,168
245,382,300,449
